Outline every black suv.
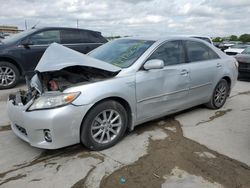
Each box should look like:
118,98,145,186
0,27,107,89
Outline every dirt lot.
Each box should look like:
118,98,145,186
100,118,250,188
0,81,249,188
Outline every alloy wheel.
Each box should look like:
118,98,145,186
91,109,122,144
0,66,16,86
214,81,227,107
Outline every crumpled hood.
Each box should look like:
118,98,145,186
235,54,250,63
35,43,121,72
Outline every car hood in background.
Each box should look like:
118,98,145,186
35,43,121,73
224,48,245,53
235,54,250,63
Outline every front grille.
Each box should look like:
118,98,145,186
15,124,27,136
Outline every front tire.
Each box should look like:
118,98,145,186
205,79,229,109
80,100,128,151
0,61,20,89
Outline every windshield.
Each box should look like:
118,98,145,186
242,47,250,54
2,29,36,44
89,39,154,68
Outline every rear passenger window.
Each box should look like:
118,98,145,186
60,30,83,44
148,41,185,66
79,31,93,43
80,31,107,43
186,41,219,62
61,30,107,44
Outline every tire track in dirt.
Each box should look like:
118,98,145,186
100,117,250,188
0,125,11,132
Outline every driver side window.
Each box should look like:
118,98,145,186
29,30,60,45
148,40,185,66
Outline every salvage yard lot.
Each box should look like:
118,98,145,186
0,81,250,188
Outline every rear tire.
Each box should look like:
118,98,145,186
0,61,20,89
205,79,229,109
80,100,128,151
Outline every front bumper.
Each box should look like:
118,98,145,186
7,95,91,149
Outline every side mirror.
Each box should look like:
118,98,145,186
21,39,33,48
143,59,164,70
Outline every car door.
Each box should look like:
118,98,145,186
20,29,61,74
184,40,223,104
136,40,190,122
60,30,103,54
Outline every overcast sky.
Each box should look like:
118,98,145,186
0,0,249,37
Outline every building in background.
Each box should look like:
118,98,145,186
0,25,23,35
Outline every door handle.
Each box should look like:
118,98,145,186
216,63,222,68
180,69,189,75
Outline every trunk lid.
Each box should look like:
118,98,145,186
235,54,250,63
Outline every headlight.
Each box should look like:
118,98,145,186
28,92,80,111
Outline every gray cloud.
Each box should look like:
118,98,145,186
119,0,154,4
0,0,249,37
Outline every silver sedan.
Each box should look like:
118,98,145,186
7,37,238,150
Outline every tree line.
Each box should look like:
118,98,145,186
213,34,250,43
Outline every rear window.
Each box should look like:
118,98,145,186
86,32,107,43
193,37,211,44
242,47,250,54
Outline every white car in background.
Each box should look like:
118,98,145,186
224,44,248,56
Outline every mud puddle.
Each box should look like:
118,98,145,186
196,109,232,126
100,117,250,188
0,125,11,132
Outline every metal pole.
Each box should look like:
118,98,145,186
25,20,27,30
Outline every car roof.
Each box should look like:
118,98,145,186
174,34,211,39
115,36,211,43
34,27,101,34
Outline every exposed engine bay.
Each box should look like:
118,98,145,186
12,66,118,105
39,66,116,92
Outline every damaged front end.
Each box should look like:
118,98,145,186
7,43,122,148
9,43,121,107
16,66,119,108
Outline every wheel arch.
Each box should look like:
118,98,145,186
222,76,231,88
221,76,231,95
80,96,134,138
0,57,23,75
